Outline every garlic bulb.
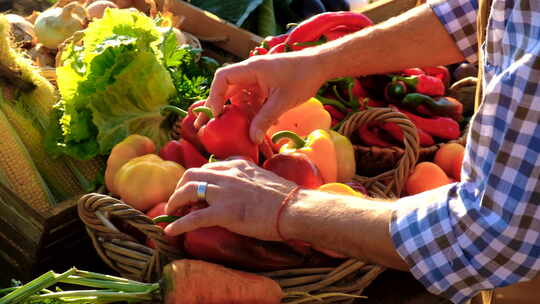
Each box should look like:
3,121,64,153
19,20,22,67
34,2,87,49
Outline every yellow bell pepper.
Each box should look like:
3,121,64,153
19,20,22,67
273,129,337,183
114,154,185,211
318,182,364,198
328,130,356,183
310,182,364,259
267,98,331,147
105,134,156,195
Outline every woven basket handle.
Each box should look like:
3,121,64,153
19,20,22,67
338,107,420,196
78,193,182,282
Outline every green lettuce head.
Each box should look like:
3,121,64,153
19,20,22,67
46,9,176,160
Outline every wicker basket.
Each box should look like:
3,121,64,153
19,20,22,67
77,108,421,302
338,107,467,186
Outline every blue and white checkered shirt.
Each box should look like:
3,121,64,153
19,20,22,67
390,0,540,303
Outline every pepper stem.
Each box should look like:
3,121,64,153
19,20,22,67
395,75,418,88
271,131,306,148
316,95,348,112
193,106,214,119
160,105,188,118
153,215,180,224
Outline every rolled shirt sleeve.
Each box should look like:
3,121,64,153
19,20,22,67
427,0,479,63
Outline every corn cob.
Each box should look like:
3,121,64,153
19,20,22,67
0,15,57,130
0,108,56,213
0,98,85,201
1,15,106,194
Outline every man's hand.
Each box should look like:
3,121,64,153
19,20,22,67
195,53,329,144
165,159,296,241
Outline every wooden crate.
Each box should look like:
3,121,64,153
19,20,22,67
355,0,418,24
0,183,86,284
0,1,261,285
156,0,262,59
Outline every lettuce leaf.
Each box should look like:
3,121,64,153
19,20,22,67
46,9,176,160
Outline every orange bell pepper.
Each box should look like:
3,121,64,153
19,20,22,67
327,130,356,183
272,129,337,183
114,154,185,211
267,98,331,148
105,134,155,195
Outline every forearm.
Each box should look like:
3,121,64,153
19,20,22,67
280,189,408,270
305,4,464,78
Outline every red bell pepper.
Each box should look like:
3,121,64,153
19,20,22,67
146,202,183,249
159,139,208,169
184,226,306,271
161,100,206,151
263,152,324,189
195,103,259,164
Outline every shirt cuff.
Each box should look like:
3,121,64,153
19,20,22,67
390,184,479,304
427,0,479,63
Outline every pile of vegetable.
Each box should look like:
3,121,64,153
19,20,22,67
104,131,363,272
248,10,480,201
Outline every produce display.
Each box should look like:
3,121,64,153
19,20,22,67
0,0,477,302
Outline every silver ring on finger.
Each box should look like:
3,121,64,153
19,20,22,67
196,182,209,202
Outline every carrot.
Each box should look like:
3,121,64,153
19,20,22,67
162,259,283,304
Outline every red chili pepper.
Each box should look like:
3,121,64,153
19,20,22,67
351,78,367,98
159,139,208,169
396,74,446,96
415,104,438,116
249,47,269,57
324,105,346,120
422,66,451,87
195,103,259,164
267,42,290,54
367,98,387,107
402,68,425,76
263,152,324,189
381,122,435,147
285,11,373,51
323,105,346,127
323,25,357,41
260,33,289,50
357,124,394,147
391,106,461,140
